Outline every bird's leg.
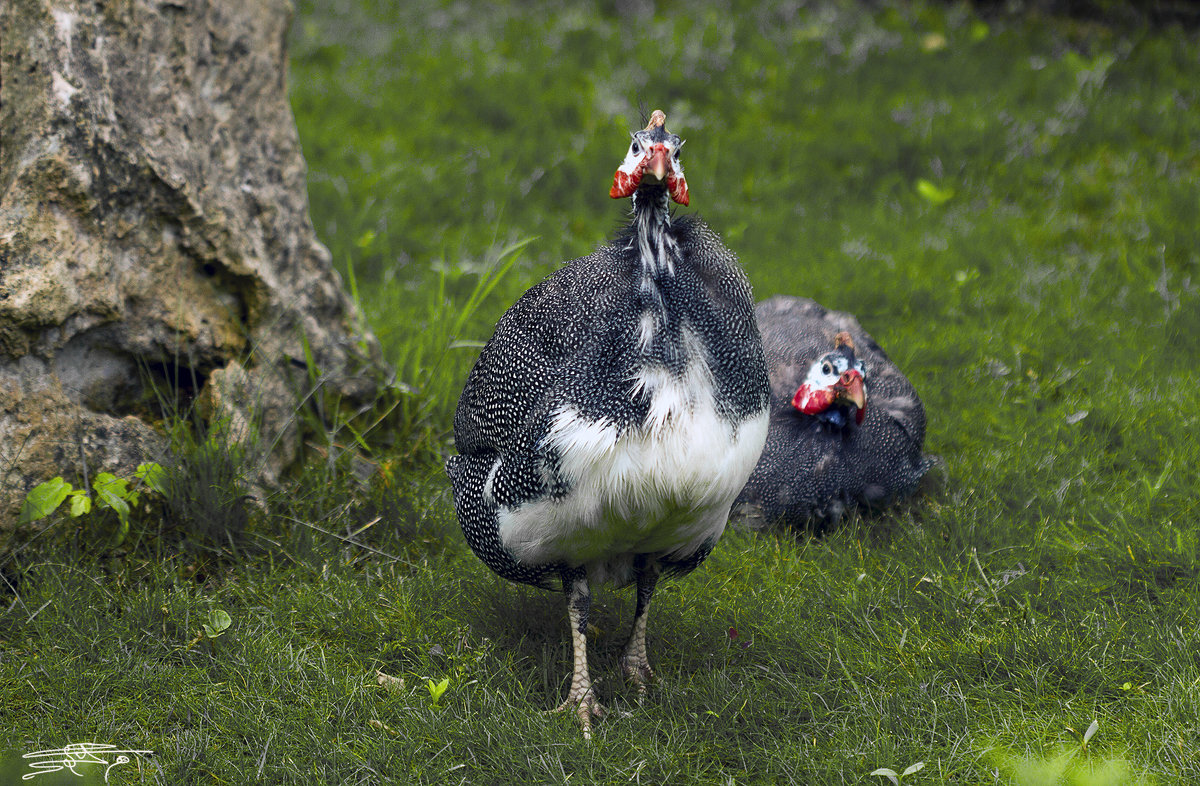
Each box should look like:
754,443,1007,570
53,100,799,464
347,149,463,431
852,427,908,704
620,559,660,698
551,573,605,738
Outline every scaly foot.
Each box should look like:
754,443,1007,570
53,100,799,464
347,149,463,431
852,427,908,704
621,560,661,702
552,575,605,739
549,684,606,739
619,651,657,700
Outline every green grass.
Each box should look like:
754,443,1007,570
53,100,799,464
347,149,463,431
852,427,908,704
3,0,1200,783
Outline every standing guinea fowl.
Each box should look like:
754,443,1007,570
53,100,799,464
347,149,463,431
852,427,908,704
445,111,769,738
735,295,932,527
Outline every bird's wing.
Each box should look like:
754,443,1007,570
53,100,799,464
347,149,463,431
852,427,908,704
673,217,770,418
452,254,608,459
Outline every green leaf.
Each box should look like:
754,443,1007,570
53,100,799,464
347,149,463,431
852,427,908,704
427,677,450,705
916,178,954,205
202,609,232,638
134,462,168,495
95,489,130,520
93,472,130,495
1082,719,1099,746
68,491,92,517
93,473,132,521
902,761,926,777
19,477,73,523
870,768,900,786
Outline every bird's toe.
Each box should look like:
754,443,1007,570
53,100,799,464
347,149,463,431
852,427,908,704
550,689,606,740
619,653,658,700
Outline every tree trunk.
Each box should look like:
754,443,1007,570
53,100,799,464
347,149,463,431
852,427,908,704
0,0,386,528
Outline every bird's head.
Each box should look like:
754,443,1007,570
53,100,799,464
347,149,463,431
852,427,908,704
792,332,868,428
610,109,689,206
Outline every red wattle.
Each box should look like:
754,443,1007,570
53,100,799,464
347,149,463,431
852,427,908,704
610,170,640,199
792,384,834,415
668,174,689,205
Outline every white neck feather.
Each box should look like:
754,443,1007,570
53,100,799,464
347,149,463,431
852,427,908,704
629,188,678,278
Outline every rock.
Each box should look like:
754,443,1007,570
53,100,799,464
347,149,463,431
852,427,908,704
0,0,387,530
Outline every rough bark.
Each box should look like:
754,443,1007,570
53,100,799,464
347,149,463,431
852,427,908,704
0,0,385,529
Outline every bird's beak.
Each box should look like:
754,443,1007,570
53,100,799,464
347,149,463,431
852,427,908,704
645,144,669,182
833,370,867,425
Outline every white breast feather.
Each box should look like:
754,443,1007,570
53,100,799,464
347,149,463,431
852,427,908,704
496,330,768,576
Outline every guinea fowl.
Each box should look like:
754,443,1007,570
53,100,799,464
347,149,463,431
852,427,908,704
735,295,931,527
445,111,769,738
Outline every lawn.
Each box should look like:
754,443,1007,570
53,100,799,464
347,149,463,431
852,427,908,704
2,0,1199,783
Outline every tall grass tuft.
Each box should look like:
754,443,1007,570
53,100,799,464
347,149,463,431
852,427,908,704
157,419,252,558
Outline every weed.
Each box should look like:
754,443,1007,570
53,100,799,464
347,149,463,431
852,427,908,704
871,760,925,785
426,677,450,707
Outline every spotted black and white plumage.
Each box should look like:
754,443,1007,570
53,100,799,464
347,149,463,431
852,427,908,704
445,111,768,737
735,295,932,527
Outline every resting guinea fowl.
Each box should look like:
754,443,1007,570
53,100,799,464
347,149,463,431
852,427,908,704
735,295,931,527
445,111,769,738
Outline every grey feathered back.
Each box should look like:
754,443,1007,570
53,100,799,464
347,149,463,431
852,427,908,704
735,295,931,527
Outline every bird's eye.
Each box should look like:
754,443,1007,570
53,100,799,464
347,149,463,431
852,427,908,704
631,142,641,155
822,362,833,376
